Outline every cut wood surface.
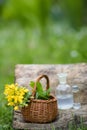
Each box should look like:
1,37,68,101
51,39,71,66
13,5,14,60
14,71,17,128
13,105,87,130
13,63,87,130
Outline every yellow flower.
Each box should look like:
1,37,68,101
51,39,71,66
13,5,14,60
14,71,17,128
4,83,30,110
8,102,14,106
14,106,19,110
14,96,18,103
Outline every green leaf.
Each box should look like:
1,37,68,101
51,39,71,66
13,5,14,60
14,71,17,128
37,92,49,100
30,81,50,100
36,92,39,99
45,88,50,96
36,90,50,100
36,82,43,92
35,82,50,100
29,81,35,88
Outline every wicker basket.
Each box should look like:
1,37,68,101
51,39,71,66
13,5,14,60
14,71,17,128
21,75,58,123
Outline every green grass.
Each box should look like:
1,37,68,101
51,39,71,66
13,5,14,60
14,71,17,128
0,22,87,129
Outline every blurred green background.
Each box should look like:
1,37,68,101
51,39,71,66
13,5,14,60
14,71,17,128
0,0,87,129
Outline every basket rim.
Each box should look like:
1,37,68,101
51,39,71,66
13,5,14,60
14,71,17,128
31,96,57,103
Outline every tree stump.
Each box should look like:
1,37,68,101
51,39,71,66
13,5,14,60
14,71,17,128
13,63,87,130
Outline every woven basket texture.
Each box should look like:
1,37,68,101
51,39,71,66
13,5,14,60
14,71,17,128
21,75,58,123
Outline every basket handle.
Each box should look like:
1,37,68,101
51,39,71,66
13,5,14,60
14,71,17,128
32,75,50,97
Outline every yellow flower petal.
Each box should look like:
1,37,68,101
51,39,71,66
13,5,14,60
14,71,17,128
14,106,19,110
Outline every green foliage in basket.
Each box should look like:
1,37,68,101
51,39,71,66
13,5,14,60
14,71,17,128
30,81,50,100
